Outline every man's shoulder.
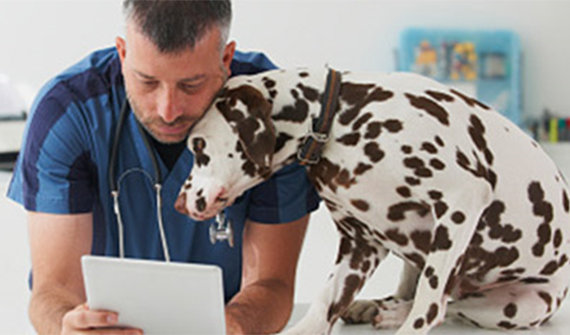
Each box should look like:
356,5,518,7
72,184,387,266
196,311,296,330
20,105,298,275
35,47,122,109
230,50,278,77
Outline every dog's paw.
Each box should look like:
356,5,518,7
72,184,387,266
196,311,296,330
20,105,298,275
341,297,413,329
341,300,380,324
371,297,413,329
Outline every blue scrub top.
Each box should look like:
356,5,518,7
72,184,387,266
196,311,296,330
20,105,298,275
7,47,320,302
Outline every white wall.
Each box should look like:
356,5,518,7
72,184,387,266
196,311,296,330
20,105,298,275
2,0,570,333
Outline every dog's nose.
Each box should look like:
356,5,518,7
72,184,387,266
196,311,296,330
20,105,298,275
174,193,190,216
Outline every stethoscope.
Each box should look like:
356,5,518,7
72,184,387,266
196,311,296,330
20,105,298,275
108,99,234,262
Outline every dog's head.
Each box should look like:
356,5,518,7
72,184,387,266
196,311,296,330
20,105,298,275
175,81,276,220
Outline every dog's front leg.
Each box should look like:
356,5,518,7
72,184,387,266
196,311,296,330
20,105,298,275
283,215,389,335
395,181,493,335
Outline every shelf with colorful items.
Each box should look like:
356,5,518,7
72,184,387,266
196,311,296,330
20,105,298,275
525,109,570,179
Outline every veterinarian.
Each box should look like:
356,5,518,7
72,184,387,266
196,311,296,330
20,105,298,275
7,1,319,334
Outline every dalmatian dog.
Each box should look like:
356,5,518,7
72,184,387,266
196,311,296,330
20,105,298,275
174,68,570,334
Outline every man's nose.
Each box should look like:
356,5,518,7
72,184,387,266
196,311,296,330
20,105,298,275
158,88,184,123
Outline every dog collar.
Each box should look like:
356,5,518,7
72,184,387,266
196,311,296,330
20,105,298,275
297,69,342,165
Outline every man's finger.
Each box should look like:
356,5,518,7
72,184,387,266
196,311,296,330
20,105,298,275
63,305,119,328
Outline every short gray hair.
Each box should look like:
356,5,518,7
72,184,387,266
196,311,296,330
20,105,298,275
123,0,232,53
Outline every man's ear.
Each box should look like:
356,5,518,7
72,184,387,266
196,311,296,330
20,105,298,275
116,36,126,65
216,85,276,170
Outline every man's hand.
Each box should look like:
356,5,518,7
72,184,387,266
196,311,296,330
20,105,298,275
61,304,143,335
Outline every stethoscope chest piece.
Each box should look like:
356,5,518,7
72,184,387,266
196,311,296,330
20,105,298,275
210,211,234,248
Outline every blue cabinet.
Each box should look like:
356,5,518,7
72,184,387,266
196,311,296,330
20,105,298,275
398,28,522,125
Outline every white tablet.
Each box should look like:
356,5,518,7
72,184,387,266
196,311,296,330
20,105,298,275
82,255,226,335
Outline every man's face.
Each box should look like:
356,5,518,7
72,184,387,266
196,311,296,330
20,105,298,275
116,23,235,144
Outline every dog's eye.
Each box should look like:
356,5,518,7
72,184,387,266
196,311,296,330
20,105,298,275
193,137,206,152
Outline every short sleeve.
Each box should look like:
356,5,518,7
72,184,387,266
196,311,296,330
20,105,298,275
247,162,321,224
7,81,96,214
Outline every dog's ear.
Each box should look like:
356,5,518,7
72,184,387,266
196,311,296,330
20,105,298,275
216,85,276,171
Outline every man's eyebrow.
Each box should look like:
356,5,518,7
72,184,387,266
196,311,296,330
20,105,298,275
133,69,206,83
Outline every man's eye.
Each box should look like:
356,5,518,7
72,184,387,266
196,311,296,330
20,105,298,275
143,81,158,87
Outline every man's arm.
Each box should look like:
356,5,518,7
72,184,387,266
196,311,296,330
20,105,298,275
225,214,309,334
27,212,141,335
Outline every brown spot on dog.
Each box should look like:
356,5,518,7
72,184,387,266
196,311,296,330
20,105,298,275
354,162,373,175
451,211,466,224
365,122,382,139
451,89,490,110
468,114,494,165
273,90,309,123
383,119,403,133
497,321,517,330
405,252,426,269
504,303,517,318
478,201,522,243
426,90,455,103
434,201,448,219
435,136,445,147
385,229,409,246
428,190,443,200
405,176,421,186
351,199,370,211
274,132,293,153
405,92,449,126
364,142,385,163
563,190,569,213
339,84,394,125
528,182,554,257
414,318,425,329
396,186,412,198
337,133,361,146
411,230,432,254
538,291,553,313
297,83,320,102
426,303,439,324
431,226,452,251
388,201,430,222
352,112,373,131
327,274,363,323
192,137,211,168
554,229,563,249
401,145,413,154
430,158,446,171
421,142,438,154
429,276,439,289
262,77,276,89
